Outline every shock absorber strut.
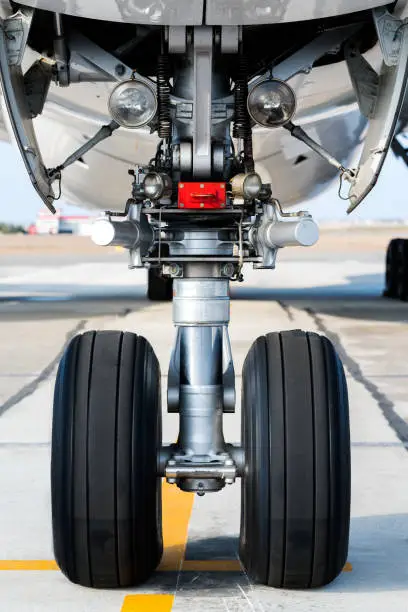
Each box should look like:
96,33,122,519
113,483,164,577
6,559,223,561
233,56,254,173
157,54,172,139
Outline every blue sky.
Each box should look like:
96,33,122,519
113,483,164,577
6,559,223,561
0,140,407,225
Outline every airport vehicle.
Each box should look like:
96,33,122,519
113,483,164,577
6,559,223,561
0,0,407,591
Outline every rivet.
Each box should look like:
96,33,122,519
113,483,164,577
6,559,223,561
200,203,204,208
200,184,204,188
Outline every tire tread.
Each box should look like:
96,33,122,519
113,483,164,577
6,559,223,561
240,329,350,589
52,330,162,588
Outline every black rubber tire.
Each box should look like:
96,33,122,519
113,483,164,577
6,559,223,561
51,331,163,588
240,330,350,589
384,238,403,298
396,239,408,301
147,269,173,301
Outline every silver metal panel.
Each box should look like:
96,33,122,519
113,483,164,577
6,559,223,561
0,10,56,211
0,2,12,19
20,1,204,25
207,0,387,25
173,278,230,325
193,27,213,178
348,12,408,211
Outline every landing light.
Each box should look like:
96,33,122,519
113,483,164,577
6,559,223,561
108,79,157,128
143,172,172,200
247,79,296,128
231,172,262,200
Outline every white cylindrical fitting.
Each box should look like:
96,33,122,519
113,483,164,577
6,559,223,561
91,219,140,249
265,217,319,248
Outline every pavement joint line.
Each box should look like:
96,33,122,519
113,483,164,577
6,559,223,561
304,307,408,448
0,442,50,448
0,374,40,378
0,319,87,417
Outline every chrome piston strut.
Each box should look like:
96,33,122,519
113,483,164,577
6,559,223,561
165,264,239,493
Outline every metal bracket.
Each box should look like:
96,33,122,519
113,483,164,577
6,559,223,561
168,324,235,414
23,60,53,118
193,27,213,178
391,134,408,166
249,24,362,88
168,26,187,54
374,6,408,67
128,203,154,268
347,8,408,212
345,43,379,119
68,30,155,87
220,26,240,54
3,8,32,67
251,203,278,269
0,9,56,212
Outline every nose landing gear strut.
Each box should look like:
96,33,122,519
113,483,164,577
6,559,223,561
51,257,350,590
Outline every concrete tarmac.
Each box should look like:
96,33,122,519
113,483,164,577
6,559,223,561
1,233,408,611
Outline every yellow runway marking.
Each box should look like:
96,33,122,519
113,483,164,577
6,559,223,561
0,560,58,570
121,595,174,611
158,480,195,571
121,595,174,612
0,559,353,573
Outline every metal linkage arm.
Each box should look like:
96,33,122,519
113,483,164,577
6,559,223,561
249,24,362,87
284,121,353,176
48,120,119,178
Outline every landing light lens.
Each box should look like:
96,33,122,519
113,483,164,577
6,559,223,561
231,172,262,200
243,173,262,199
247,79,296,128
143,172,172,200
109,80,157,128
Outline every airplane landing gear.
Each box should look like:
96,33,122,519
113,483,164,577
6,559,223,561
147,268,173,301
384,238,408,300
50,21,351,592
51,270,351,590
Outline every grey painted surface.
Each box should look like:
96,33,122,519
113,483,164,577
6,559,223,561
206,0,387,25
18,0,391,25
19,0,204,25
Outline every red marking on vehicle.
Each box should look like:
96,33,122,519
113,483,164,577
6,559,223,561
178,182,227,209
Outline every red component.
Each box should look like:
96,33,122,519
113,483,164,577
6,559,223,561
178,182,227,209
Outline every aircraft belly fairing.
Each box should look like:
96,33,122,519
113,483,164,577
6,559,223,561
19,1,386,25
